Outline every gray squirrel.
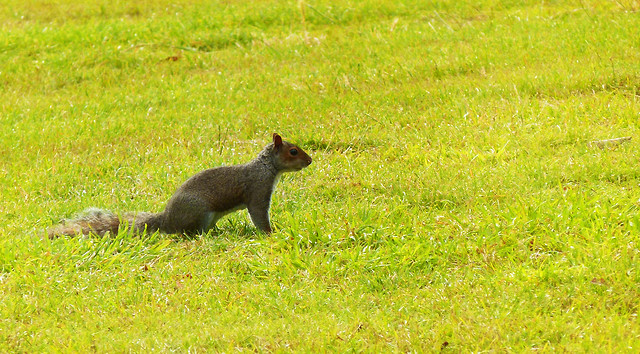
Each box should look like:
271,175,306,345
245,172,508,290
48,133,312,237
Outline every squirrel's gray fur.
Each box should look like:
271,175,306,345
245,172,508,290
48,133,312,238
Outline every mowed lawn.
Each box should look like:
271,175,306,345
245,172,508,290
1,0,639,351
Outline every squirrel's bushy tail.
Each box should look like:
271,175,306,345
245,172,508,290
47,208,164,238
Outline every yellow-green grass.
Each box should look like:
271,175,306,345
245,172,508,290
1,0,639,351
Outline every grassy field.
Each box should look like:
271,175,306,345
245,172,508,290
1,0,640,351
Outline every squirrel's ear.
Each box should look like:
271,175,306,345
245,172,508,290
273,133,283,149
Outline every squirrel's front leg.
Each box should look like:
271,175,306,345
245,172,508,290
247,197,272,233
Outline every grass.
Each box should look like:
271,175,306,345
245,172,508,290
1,0,639,351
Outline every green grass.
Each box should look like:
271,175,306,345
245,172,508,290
1,0,640,351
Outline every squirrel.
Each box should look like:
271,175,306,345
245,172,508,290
48,133,312,238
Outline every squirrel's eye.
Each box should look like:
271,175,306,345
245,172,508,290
289,149,298,156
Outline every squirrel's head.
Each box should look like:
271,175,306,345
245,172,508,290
271,133,312,172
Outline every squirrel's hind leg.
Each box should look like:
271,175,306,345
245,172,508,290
161,195,212,235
